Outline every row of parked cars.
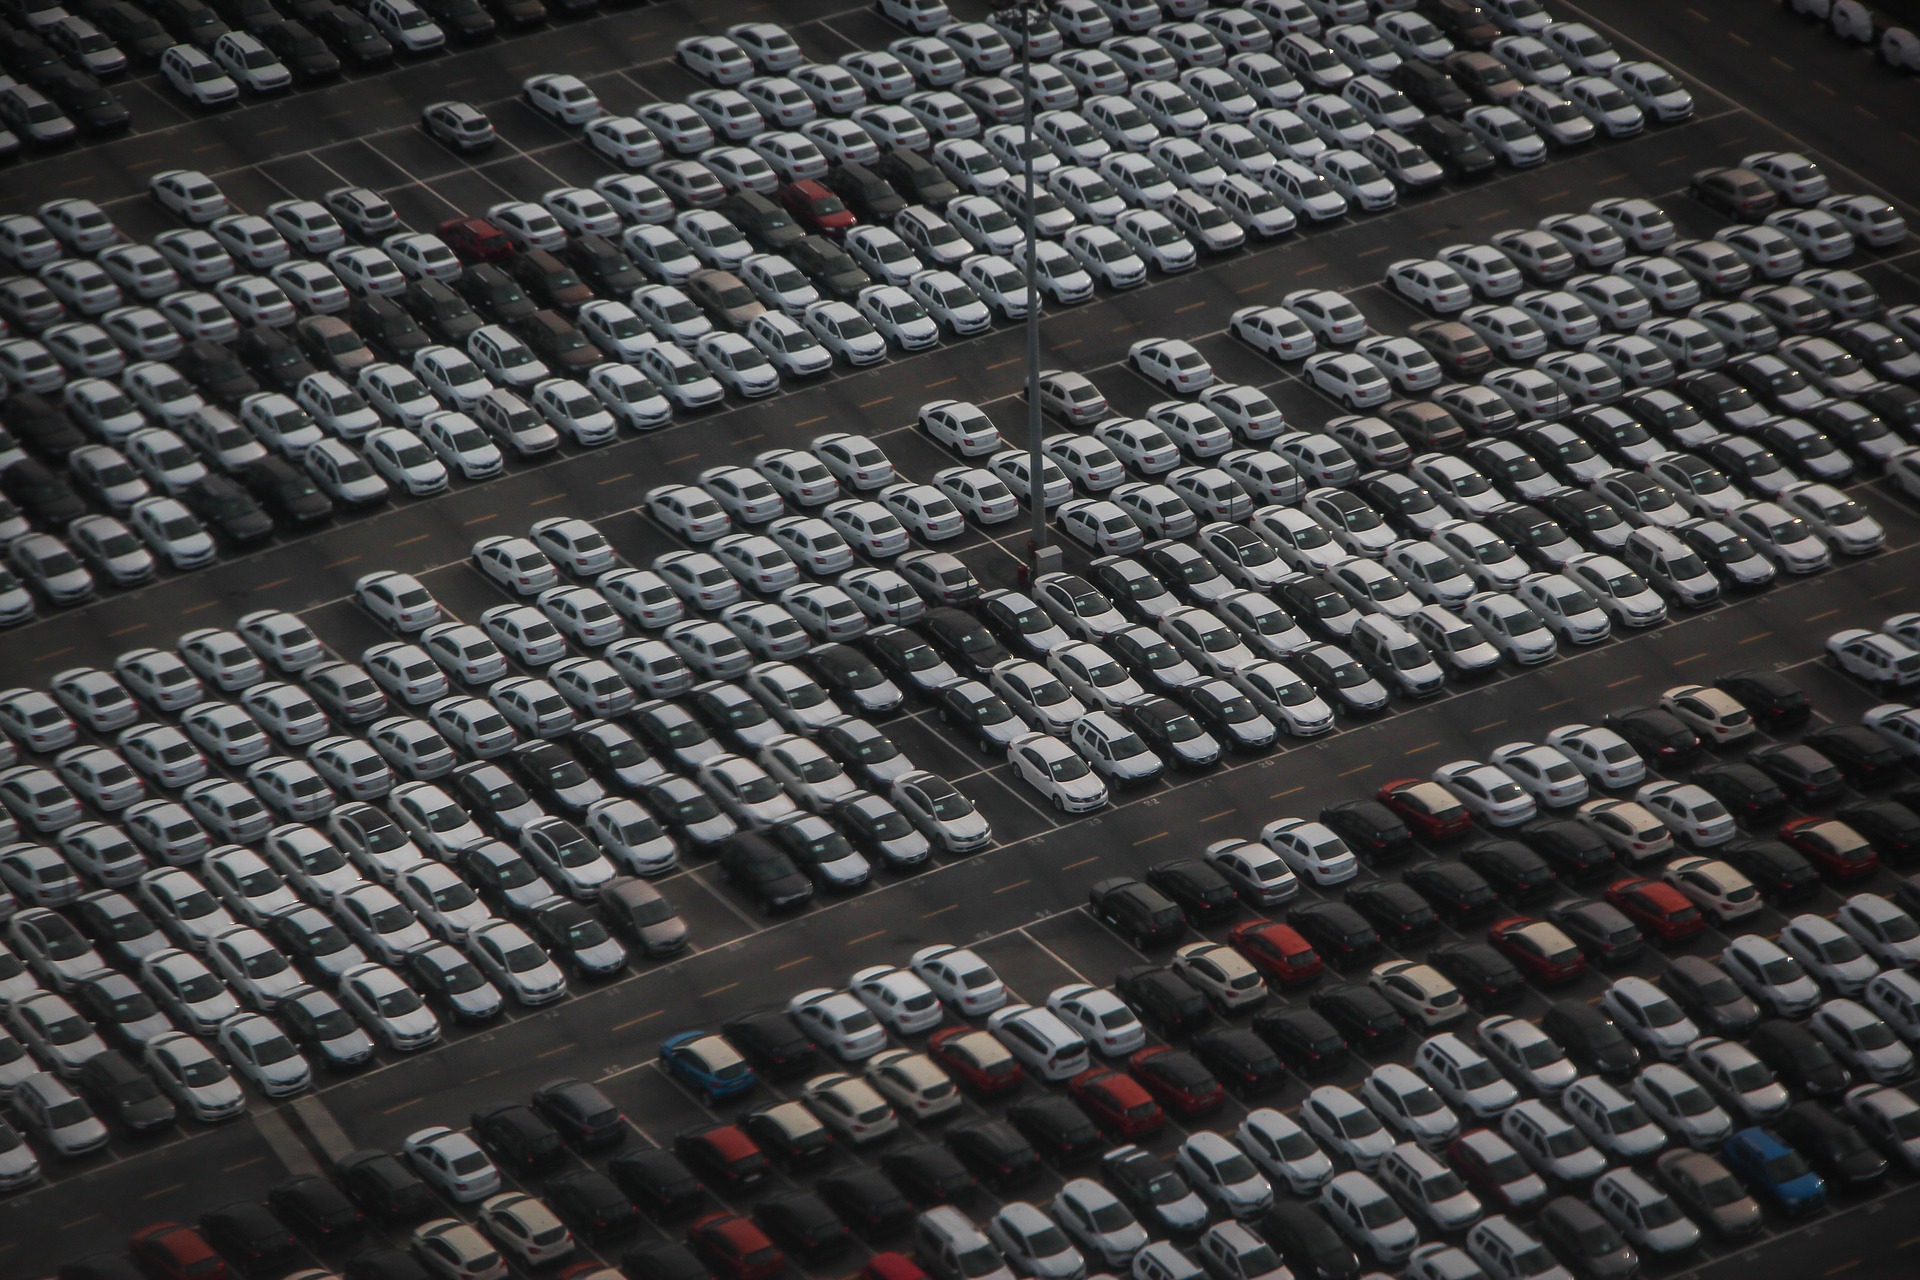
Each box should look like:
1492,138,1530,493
43,651,1920,1280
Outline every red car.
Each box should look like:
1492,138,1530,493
1067,1066,1165,1137
1378,778,1474,839
1447,1129,1545,1214
1603,877,1706,941
674,1124,770,1190
928,1027,1025,1096
864,1253,932,1280
438,216,515,263
130,1223,232,1280
1126,1046,1225,1118
689,1212,787,1280
1228,919,1324,984
1779,817,1880,880
780,179,856,238
1485,916,1588,984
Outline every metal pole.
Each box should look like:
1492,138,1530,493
1017,4,1047,563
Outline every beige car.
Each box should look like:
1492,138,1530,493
686,268,767,331
1172,940,1269,1012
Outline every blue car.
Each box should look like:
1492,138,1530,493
660,1030,758,1102
1721,1126,1826,1216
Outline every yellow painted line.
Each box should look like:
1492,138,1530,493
254,576,291,591
1175,300,1206,313
994,879,1030,894
858,395,894,408
109,623,146,637
260,125,289,136
1539,697,1575,711
1357,245,1389,258
795,414,828,427
326,555,361,568
1805,607,1840,622
447,76,476,87
1658,154,1687,166
1686,6,1707,18
34,646,72,662
1607,674,1640,688
1339,764,1371,777
1727,31,1749,46
1477,209,1506,222
702,981,740,997
987,355,1023,370
923,904,959,918
382,1096,424,1114
537,1042,575,1058
65,1212,106,1226
1874,585,1907,600
1899,1233,1920,1248
926,376,958,388
530,493,566,505
1813,80,1836,95
225,1156,264,1172
1113,320,1140,329
1674,652,1709,666
667,452,700,465
1472,720,1506,734
1135,831,1169,844
735,433,765,444
60,174,95,187
1295,262,1328,275
397,532,429,546
182,600,219,614
463,513,497,525
1052,338,1082,349
613,1010,663,1031
1857,105,1879,120
598,471,634,485
1405,741,1440,755
776,955,813,969
1770,56,1792,70
1064,856,1099,870
847,930,886,946
1271,785,1304,799
1232,281,1268,294
1739,630,1774,645
1202,808,1236,822
1825,1262,1859,1277
1598,173,1630,185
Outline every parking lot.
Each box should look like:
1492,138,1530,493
4,0,1920,1278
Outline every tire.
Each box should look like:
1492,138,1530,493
1052,795,1066,812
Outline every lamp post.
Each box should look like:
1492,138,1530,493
1006,3,1058,581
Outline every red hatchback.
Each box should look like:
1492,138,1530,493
1603,877,1706,941
1378,778,1474,838
438,216,515,264
1126,1047,1225,1118
674,1124,770,1191
1067,1066,1165,1137
130,1223,231,1280
689,1212,787,1280
1485,916,1588,984
1228,919,1324,985
780,180,856,238
928,1027,1025,1096
1779,817,1881,880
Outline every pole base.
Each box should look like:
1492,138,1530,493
1031,545,1064,580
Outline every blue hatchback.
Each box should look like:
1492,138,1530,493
660,1029,759,1102
1722,1126,1827,1216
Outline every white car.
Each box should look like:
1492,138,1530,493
1302,1084,1393,1172
850,964,945,1035
1636,780,1736,848
1046,982,1146,1055
1257,818,1358,885
1432,760,1537,827
790,987,889,1060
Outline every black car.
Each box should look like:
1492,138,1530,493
200,1202,299,1276
1319,799,1416,861
1181,679,1276,749
787,234,870,300
545,1167,640,1242
1775,1101,1887,1188
1101,1144,1204,1236
311,4,393,64
1191,1028,1286,1096
1086,556,1176,624
621,1242,708,1280
402,278,483,343
338,1246,422,1280
1393,57,1471,116
607,1147,707,1218
921,606,1008,675
514,308,597,371
946,1118,1039,1189
1144,541,1230,605
1718,838,1822,903
1405,115,1495,176
642,777,730,849
1748,742,1846,804
1427,942,1526,1008
511,740,604,815
717,834,814,912
1659,955,1760,1037
1274,573,1362,642
1288,901,1381,968
866,625,955,695
1541,488,1629,547
530,899,626,976
268,1174,366,1247
1114,964,1211,1039
721,1013,810,1082
1602,706,1700,765
1534,1197,1636,1280
566,233,645,296
1146,858,1239,924
471,1101,566,1177
88,2,175,62
1840,800,1920,861
1518,819,1617,882
234,325,316,390
1693,762,1789,822
335,1149,435,1223
1262,1201,1361,1280
769,815,866,891
824,161,907,222
754,1191,850,1262
805,643,902,713
818,1167,914,1236
1539,1001,1639,1079
416,0,495,39
1806,725,1905,787
1461,840,1557,903
1405,859,1505,921
242,456,333,528
1123,697,1221,768
1089,877,1187,947
74,1049,175,1133
533,1077,624,1149
1344,880,1437,942
1309,983,1405,1051
740,1102,833,1169
1548,897,1644,965
457,263,536,321
1749,1019,1850,1097
257,18,343,80
39,71,128,134
816,719,908,789
719,190,805,251
1008,1095,1104,1164
880,1141,975,1205
446,761,539,838
876,146,957,207
686,682,778,750
2,457,85,524
348,294,429,361
3,391,82,459
70,972,169,1054
932,679,1021,752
